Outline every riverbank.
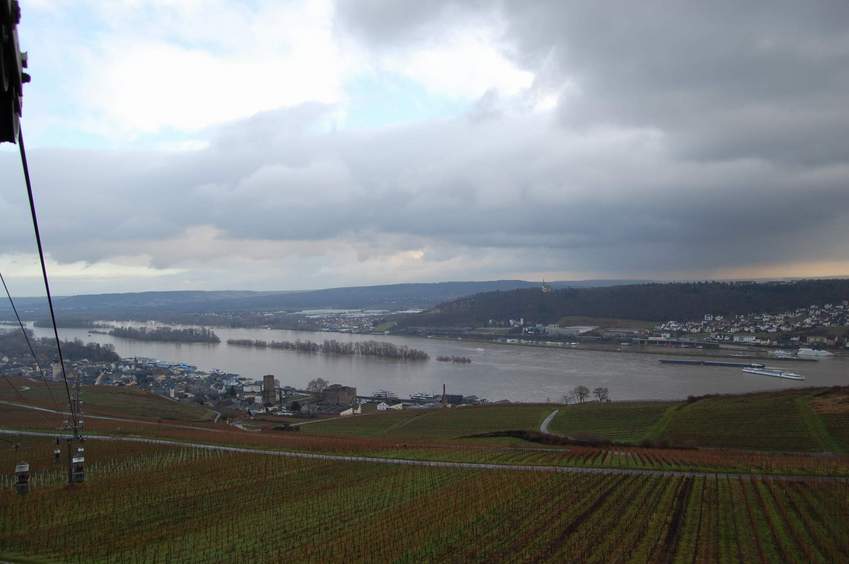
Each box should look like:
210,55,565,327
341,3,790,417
417,333,847,361
74,318,849,360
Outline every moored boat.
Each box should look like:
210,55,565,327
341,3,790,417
796,347,834,358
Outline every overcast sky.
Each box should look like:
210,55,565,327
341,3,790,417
1,0,848,296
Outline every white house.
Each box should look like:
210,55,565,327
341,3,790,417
376,402,390,411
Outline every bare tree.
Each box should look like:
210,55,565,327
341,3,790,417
307,378,329,393
574,385,590,403
593,387,610,402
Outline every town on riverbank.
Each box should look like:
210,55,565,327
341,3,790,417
0,332,485,422
391,299,849,355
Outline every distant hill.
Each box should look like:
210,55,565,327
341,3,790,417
397,279,849,327
0,279,645,322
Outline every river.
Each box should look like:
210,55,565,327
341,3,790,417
32,324,849,403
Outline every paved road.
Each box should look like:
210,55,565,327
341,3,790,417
540,409,559,434
2,428,844,483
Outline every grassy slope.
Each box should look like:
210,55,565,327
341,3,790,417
795,397,845,453
823,412,849,450
301,405,554,440
658,390,836,452
549,401,679,442
809,388,849,453
821,411,849,452
112,386,849,454
300,388,849,454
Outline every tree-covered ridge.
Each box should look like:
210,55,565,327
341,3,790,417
109,326,221,343
401,279,849,327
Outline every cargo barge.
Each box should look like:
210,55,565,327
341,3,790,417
659,359,766,368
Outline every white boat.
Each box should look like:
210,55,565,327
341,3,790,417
796,348,833,358
742,367,805,381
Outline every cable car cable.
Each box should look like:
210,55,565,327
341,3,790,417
16,129,78,437
0,269,62,411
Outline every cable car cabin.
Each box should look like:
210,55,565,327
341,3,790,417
14,463,29,495
71,456,85,483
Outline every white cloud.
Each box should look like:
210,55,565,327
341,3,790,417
71,0,352,136
33,0,538,139
378,30,534,100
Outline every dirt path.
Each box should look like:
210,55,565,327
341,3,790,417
291,415,349,427
540,409,559,434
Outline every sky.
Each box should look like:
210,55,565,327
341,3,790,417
1,0,849,296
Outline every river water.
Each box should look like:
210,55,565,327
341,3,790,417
32,325,849,403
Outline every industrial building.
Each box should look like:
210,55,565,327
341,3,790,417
320,384,357,406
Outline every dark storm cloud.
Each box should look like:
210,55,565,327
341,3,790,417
497,1,849,165
3,99,848,279
340,1,849,164
331,1,849,271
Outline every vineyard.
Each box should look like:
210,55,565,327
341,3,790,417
3,385,849,562
1,438,848,562
0,380,216,422
3,398,849,478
